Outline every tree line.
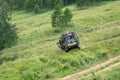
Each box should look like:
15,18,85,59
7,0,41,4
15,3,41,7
0,0,17,50
76,0,115,6
5,0,114,11
5,0,75,10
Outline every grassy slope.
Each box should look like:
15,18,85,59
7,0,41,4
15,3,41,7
0,1,120,80
79,65,120,80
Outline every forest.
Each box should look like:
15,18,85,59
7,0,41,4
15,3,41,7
5,0,114,10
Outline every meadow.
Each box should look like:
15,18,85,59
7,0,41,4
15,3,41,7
78,66,120,80
0,1,120,80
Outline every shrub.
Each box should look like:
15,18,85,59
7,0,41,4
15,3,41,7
51,4,63,28
97,51,108,60
63,8,73,26
34,4,40,14
51,2,73,29
0,0,17,50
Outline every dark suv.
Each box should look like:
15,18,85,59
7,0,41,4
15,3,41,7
57,32,80,52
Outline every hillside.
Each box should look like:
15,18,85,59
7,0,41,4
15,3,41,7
0,1,120,80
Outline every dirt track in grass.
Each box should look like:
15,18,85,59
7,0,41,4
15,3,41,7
61,55,120,80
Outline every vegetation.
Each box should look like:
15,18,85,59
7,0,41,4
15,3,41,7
80,66,120,80
0,0,17,50
51,1,73,31
63,8,73,27
76,0,116,6
34,4,40,14
0,0,120,80
5,0,115,12
6,0,74,10
51,3,63,28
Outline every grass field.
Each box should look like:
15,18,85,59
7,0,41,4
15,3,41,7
78,65,120,80
0,1,120,80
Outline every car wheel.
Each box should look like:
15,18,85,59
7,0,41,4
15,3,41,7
65,47,69,52
77,45,80,50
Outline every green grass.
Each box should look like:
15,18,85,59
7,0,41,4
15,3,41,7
0,1,120,80
79,65,120,80
76,57,120,80
11,0,120,45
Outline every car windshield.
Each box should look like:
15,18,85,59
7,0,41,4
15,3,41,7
66,34,76,43
67,35,74,39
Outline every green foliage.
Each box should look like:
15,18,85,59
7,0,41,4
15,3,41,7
5,0,116,11
84,66,120,80
34,4,40,14
0,23,17,50
51,4,63,28
24,0,31,11
24,0,43,11
16,0,25,9
53,0,63,8
51,5,73,30
76,0,115,6
0,0,17,50
95,49,108,61
0,0,11,22
0,1,120,80
63,8,73,26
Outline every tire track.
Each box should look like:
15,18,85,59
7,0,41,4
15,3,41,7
61,55,120,80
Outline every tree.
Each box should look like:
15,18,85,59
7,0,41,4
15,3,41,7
4,0,114,11
75,0,113,6
24,0,31,11
63,0,76,5
34,4,40,14
51,1,63,28
16,0,25,9
51,7,73,28
63,8,73,26
52,0,63,8
0,0,17,50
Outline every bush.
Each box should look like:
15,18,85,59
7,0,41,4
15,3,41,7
51,2,73,29
53,27,61,33
97,51,108,60
51,4,63,28
34,4,40,14
63,8,73,26
39,56,48,63
59,55,80,68
0,1,17,50
0,23,17,50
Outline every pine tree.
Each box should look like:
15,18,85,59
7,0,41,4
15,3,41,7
0,0,17,50
51,3,63,28
51,1,73,29
63,8,73,26
34,4,40,14
52,0,63,8
24,0,31,10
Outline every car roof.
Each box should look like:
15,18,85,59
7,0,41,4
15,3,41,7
61,32,75,38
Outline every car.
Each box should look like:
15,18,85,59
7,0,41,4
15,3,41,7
57,32,80,52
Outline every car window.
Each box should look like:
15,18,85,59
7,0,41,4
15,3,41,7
67,35,74,39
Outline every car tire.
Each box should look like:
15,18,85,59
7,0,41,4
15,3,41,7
65,48,69,52
77,45,80,50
